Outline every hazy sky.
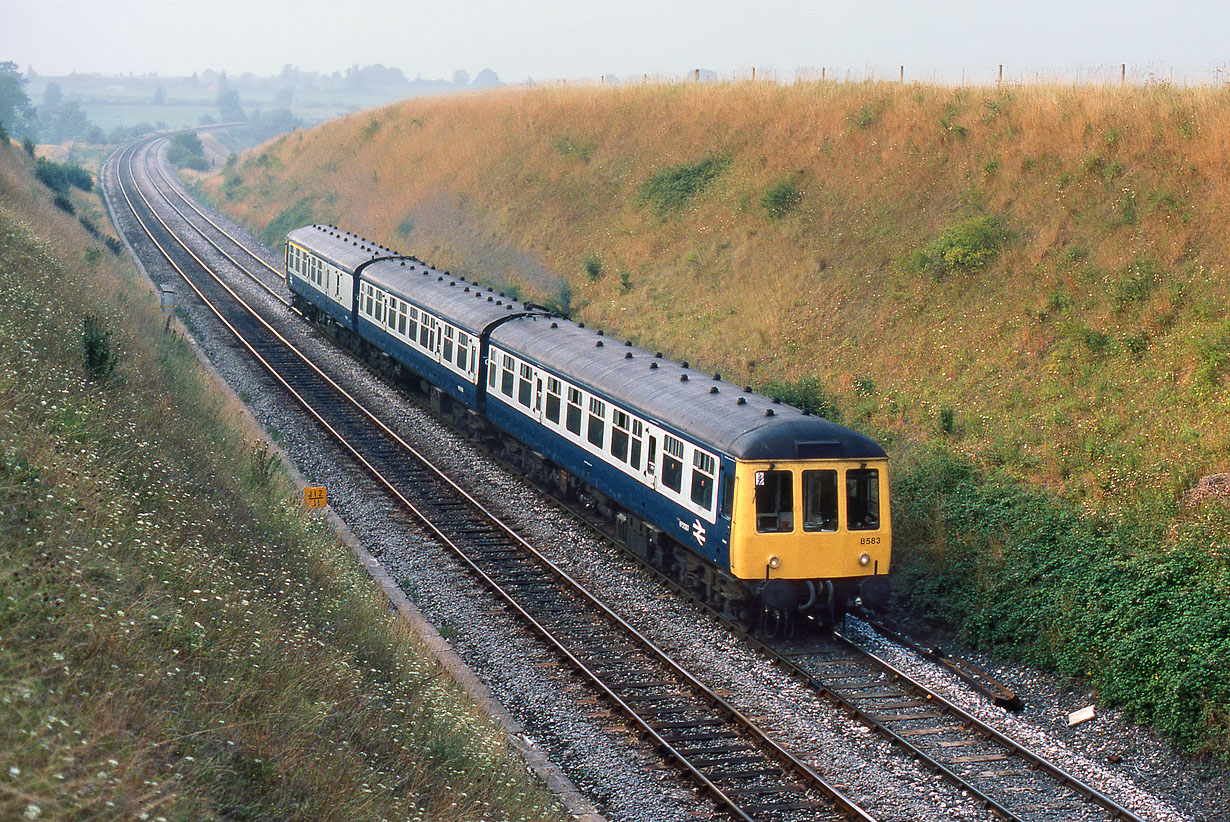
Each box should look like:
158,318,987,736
5,0,1229,84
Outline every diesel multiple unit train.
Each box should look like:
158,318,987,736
285,224,891,630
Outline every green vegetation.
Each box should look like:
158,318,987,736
582,251,603,280
639,153,730,216
34,156,93,193
757,376,843,422
553,135,596,162
891,450,1230,757
166,130,209,171
260,197,333,249
911,214,1010,278
760,178,803,219
0,135,565,821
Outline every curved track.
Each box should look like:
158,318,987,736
106,132,1156,822
107,134,877,822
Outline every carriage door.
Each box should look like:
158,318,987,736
643,434,658,487
535,377,544,421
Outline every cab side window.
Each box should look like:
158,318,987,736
846,469,880,530
755,470,794,532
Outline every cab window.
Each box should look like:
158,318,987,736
755,470,794,532
802,470,839,532
847,469,880,531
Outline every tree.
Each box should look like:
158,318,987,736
452,69,470,87
471,68,502,88
0,62,33,135
152,85,166,105
216,80,245,122
43,82,62,108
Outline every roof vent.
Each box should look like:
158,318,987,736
400,261,406,266
499,291,505,297
597,329,604,336
743,386,752,393
410,265,416,270
765,409,775,417
488,296,494,302
736,397,746,405
438,276,444,281
625,352,633,359
624,340,632,347
445,271,450,276
464,286,470,292
680,374,688,382
578,322,585,328
713,372,721,380
654,352,663,358
506,304,512,310
596,340,604,347
682,361,689,369
650,362,658,369
551,322,558,329
709,386,719,394
772,397,781,404
496,300,503,306
449,281,455,287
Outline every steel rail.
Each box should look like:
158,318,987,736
107,135,878,822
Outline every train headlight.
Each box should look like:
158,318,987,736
859,553,871,566
767,555,781,569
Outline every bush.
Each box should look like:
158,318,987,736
757,376,842,421
582,252,603,280
761,178,803,219
890,451,1230,758
0,118,7,145
166,131,209,171
52,194,74,214
82,314,119,380
22,136,34,156
34,157,92,194
639,154,730,216
104,236,123,255
912,215,1010,279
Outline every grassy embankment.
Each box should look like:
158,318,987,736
203,80,1230,759
0,142,567,819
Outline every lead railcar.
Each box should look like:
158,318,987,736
285,224,891,631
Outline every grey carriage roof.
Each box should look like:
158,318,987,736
287,225,885,462
489,316,885,461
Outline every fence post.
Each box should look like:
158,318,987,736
1121,63,1126,84
998,64,1003,86
900,65,904,82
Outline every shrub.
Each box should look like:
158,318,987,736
34,157,92,193
166,131,209,171
639,154,730,216
582,252,603,280
912,215,1010,279
0,118,7,144
761,178,803,219
104,236,123,255
22,136,34,156
82,314,119,380
553,135,596,162
757,376,842,421
52,194,74,214
938,407,955,435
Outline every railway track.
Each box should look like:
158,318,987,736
105,132,1158,822
107,134,877,822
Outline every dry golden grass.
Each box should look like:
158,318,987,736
206,80,1230,515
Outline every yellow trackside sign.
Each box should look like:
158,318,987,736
304,486,327,509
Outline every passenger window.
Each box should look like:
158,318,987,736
755,470,794,533
629,420,643,470
610,410,630,462
802,470,839,532
443,326,454,362
488,351,498,388
691,451,715,510
545,377,561,424
518,364,533,408
565,387,582,435
397,305,407,337
587,398,605,448
456,332,469,371
501,355,514,397
407,307,418,343
662,435,684,493
847,469,880,531
419,316,431,349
